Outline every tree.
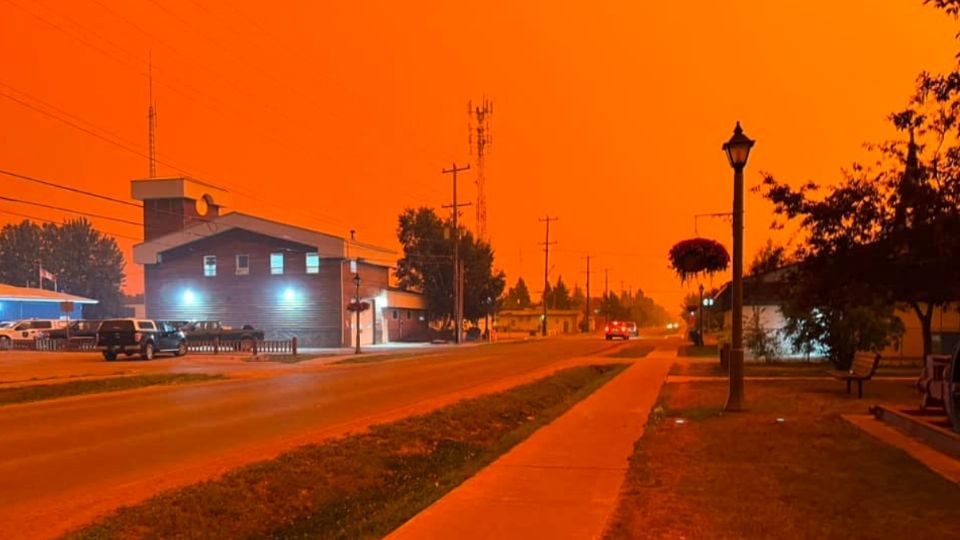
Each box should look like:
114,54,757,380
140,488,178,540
502,277,532,309
757,48,960,364
570,284,585,310
544,275,572,309
395,207,506,326
0,218,126,318
0,221,43,287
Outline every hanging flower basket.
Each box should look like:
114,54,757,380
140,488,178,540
668,238,730,283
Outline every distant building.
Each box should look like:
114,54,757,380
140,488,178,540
131,177,426,347
496,308,582,336
0,283,97,321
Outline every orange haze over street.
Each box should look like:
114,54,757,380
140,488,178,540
1,1,957,311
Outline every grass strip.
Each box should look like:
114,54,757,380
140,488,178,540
605,379,959,539
608,345,654,358
678,345,719,357
246,354,332,364
71,363,627,539
0,373,224,406
333,351,428,365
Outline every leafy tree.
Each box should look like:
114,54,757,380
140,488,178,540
395,207,506,326
502,277,532,309
0,221,43,287
758,54,960,364
0,218,126,318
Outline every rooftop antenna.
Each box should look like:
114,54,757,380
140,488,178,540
148,52,157,178
468,97,493,240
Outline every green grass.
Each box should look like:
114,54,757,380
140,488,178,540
678,345,719,357
670,360,921,378
70,363,627,540
608,345,654,358
605,379,960,539
0,374,224,406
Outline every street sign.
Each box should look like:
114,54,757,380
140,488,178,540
59,301,74,314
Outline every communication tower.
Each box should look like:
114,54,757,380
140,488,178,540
468,97,493,239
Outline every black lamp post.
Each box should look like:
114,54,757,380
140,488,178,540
722,121,755,412
353,273,362,355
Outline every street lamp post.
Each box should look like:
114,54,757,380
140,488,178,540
722,121,755,412
353,273,362,355
698,283,704,341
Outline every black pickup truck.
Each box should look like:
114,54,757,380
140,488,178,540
96,319,187,360
176,321,264,347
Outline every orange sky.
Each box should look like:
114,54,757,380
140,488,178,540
0,0,957,313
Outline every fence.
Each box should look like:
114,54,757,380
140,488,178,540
0,337,297,356
0,338,97,352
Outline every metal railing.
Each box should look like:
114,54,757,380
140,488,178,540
1,337,297,356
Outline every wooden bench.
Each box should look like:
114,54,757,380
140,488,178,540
829,352,881,398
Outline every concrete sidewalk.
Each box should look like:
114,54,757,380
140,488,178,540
388,349,676,540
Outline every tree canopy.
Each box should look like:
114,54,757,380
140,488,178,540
501,277,532,310
757,40,960,363
395,207,506,326
0,219,126,318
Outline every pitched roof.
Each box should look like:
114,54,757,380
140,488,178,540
133,212,396,266
0,284,98,304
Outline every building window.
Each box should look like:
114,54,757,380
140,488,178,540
306,252,319,274
270,252,284,275
203,255,216,277
236,254,249,275
406,311,412,320
392,310,399,320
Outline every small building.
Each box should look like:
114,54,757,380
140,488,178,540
0,284,97,321
131,177,426,347
496,308,582,336
714,268,960,361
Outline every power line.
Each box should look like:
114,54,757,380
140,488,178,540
0,196,141,227
538,216,558,337
0,169,141,208
0,207,142,242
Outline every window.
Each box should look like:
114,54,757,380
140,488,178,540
236,254,250,275
392,310,399,320
306,252,319,274
138,321,155,330
203,255,217,277
270,252,284,275
406,311,412,320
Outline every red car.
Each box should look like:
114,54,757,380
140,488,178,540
605,320,636,340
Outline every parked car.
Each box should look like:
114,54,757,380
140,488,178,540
0,319,68,342
604,320,636,340
96,319,187,361
37,319,102,341
177,320,264,348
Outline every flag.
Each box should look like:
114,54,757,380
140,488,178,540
39,266,56,290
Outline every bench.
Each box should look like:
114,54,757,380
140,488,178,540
829,352,881,398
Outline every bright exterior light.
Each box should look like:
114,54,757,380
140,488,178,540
702,298,714,306
722,121,755,170
183,289,196,305
283,288,296,301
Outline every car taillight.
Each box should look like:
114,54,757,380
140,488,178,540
134,332,142,342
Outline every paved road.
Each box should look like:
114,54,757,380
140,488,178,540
0,336,625,538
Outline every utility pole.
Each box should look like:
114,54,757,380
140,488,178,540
538,216,558,337
442,162,471,344
582,255,591,333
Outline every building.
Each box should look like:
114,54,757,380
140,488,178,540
131,177,426,347
496,308,583,336
714,268,960,361
0,283,97,321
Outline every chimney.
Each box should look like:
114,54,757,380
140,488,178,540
131,177,230,240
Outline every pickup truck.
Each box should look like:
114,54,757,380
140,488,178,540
96,319,187,360
175,321,264,348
